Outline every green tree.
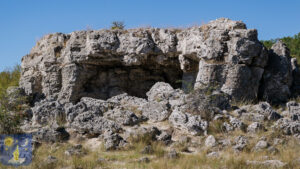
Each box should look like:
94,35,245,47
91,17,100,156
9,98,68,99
261,32,300,62
0,65,24,134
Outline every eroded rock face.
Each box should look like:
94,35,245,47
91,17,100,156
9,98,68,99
20,18,288,104
259,41,293,103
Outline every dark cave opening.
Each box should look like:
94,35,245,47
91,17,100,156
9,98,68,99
70,55,200,102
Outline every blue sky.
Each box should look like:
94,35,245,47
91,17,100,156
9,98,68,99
1,0,300,71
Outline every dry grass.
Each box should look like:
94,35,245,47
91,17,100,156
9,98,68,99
0,138,300,169
0,133,299,169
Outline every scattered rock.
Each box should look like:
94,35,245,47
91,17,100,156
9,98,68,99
229,117,246,131
247,122,265,133
205,135,217,147
252,102,282,121
254,140,269,151
138,157,150,163
103,131,126,151
169,107,208,135
233,136,248,152
273,118,300,135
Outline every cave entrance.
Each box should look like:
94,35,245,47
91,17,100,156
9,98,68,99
76,64,182,101
71,55,200,102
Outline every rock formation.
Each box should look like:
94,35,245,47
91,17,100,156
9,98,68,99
16,18,300,155
20,18,299,104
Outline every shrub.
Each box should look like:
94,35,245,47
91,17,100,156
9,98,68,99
0,65,25,134
110,21,125,30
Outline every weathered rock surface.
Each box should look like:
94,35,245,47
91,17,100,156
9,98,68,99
20,18,300,104
273,118,300,135
33,126,70,143
260,41,293,103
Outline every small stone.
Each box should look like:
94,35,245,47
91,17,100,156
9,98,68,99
247,122,265,133
138,157,150,163
233,136,248,152
254,140,269,150
205,135,217,147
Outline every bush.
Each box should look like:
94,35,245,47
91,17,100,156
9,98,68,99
0,65,25,134
0,65,21,95
110,21,125,30
0,93,23,134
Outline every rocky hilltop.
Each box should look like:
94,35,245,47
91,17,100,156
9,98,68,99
13,18,300,168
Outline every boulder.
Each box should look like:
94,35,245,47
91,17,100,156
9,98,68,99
146,82,175,102
169,107,208,135
142,101,170,122
273,118,300,135
71,111,121,136
251,102,282,121
103,131,126,150
104,107,139,126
